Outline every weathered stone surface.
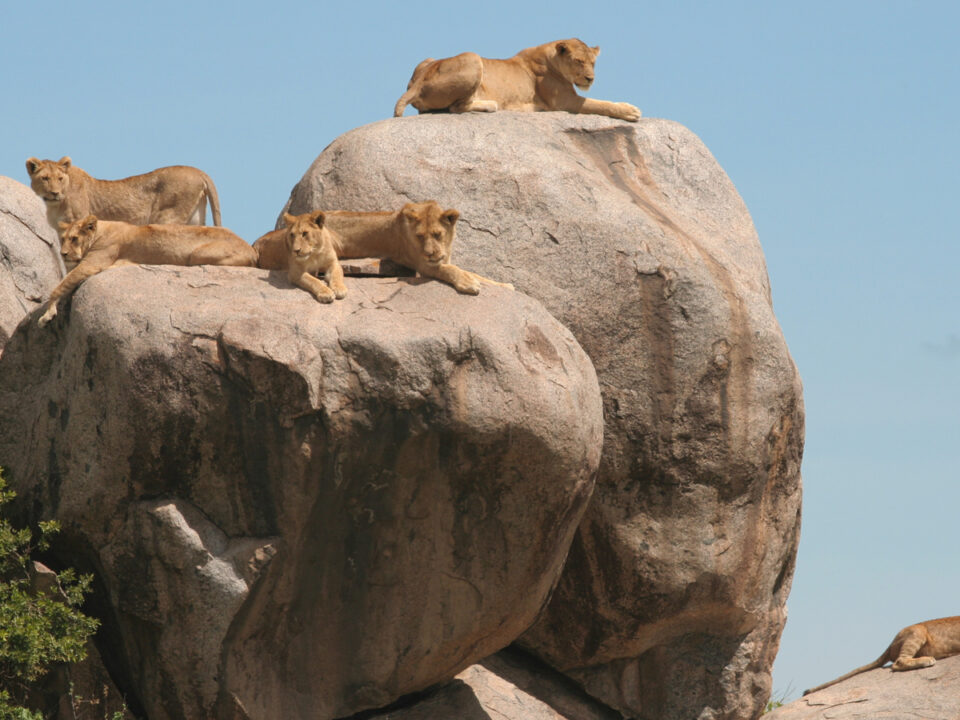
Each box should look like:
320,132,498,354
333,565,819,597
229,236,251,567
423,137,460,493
0,175,63,351
281,112,804,720
766,655,960,719
360,648,621,720
0,265,603,720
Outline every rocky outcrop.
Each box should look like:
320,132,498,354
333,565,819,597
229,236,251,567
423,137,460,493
0,176,63,351
766,655,960,719
0,265,603,720
281,112,804,720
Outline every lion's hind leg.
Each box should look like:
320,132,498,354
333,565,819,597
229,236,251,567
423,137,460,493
891,626,937,671
187,240,257,267
450,98,499,113
407,52,484,114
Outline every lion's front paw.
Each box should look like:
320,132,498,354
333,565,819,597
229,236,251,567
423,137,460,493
314,290,335,304
617,103,642,122
457,280,481,295
38,305,57,327
332,284,348,300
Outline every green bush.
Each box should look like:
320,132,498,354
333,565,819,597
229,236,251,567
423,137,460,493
0,468,99,718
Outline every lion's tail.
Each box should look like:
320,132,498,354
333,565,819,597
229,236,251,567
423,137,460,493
394,57,434,117
201,171,222,226
802,652,890,696
394,88,417,118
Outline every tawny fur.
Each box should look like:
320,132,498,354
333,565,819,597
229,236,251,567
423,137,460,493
253,211,347,303
256,201,512,295
38,215,256,327
26,156,223,232
803,616,960,695
393,38,640,122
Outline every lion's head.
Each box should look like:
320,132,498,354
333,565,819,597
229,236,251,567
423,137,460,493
58,214,98,266
399,201,459,266
282,211,336,259
26,156,72,202
552,39,600,91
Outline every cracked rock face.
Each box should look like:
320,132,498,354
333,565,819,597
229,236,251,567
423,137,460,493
0,176,63,352
281,112,804,720
0,266,603,720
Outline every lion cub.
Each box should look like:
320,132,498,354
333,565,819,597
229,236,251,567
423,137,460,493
38,215,257,327
257,201,510,295
394,38,640,122
254,211,347,304
26,156,223,232
804,616,960,695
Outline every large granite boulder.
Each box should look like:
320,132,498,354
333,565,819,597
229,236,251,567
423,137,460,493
766,655,960,719
281,112,804,720
0,265,603,720
0,176,63,351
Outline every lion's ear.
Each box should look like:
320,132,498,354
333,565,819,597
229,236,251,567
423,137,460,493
25,157,41,176
310,210,326,229
58,220,70,231
81,215,98,233
58,156,72,169
401,205,420,222
556,42,568,56
592,46,600,56
282,213,297,227
441,209,460,227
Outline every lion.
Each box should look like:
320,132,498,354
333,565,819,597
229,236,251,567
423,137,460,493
38,215,256,327
256,201,511,295
803,616,960,696
253,211,347,303
25,156,223,232
393,38,641,122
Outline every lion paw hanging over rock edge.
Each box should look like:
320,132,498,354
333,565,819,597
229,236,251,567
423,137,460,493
280,111,804,720
0,254,603,719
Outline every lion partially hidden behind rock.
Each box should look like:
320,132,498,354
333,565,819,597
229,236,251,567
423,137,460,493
394,38,641,122
26,156,222,232
804,616,960,695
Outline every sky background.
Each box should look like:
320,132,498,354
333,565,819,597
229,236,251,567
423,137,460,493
2,0,958,705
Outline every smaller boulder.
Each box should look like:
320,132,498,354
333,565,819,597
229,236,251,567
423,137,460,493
359,648,622,720
0,176,63,351
766,655,960,719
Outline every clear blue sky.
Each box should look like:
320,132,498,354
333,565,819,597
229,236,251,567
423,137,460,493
3,0,958,703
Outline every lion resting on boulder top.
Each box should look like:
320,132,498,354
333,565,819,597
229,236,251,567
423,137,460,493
256,201,511,295
38,215,256,327
393,38,640,122
26,156,222,232
255,210,347,303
